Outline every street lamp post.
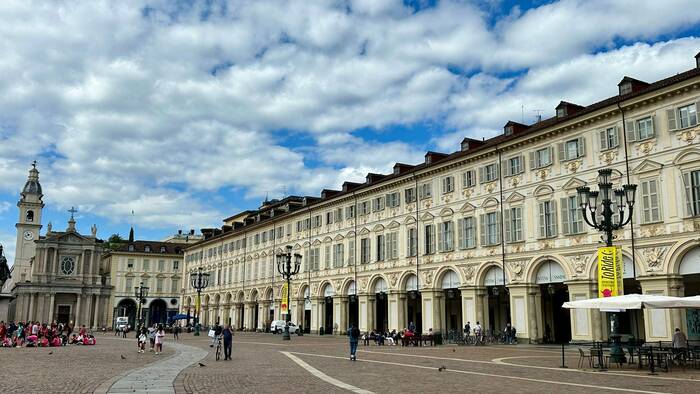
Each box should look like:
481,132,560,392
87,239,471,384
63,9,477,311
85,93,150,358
577,168,637,365
276,245,302,341
134,282,149,334
190,267,210,336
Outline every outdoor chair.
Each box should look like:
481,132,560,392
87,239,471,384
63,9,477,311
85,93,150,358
590,348,609,369
577,348,592,369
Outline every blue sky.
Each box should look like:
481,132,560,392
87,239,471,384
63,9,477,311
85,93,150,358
1,0,700,265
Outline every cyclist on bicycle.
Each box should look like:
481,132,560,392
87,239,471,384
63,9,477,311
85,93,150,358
210,323,222,347
464,322,471,341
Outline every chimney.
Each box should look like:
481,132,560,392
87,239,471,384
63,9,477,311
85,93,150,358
696,51,700,68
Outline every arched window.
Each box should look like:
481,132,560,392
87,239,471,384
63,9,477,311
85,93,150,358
144,245,151,253
26,210,34,223
128,244,135,252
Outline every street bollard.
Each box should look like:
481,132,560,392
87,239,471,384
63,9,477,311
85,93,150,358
560,343,568,368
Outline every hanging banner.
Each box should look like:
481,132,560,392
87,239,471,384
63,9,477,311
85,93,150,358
598,246,621,298
195,293,201,315
281,283,289,315
616,247,624,296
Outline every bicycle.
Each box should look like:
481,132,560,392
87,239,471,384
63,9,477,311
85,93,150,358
215,336,222,361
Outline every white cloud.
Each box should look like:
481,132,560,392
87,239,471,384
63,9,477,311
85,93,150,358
0,0,698,232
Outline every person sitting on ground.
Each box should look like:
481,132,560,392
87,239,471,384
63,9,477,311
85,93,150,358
25,334,38,347
50,335,61,347
386,331,395,346
39,336,49,347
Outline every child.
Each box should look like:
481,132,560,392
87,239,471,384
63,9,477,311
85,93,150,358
138,330,147,353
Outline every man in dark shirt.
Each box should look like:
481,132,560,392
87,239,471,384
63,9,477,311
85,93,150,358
222,325,233,360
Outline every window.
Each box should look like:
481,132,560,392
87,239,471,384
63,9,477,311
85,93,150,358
286,223,292,235
599,127,619,150
386,192,400,208
125,277,133,293
457,217,476,249
143,259,150,271
128,244,134,252
326,211,334,225
144,245,151,253
419,182,432,199
324,245,331,269
157,260,165,272
296,220,303,232
313,215,322,228
424,224,435,254
333,244,344,268
172,260,179,271
348,239,355,265
171,279,179,293
360,238,371,264
684,170,700,217
556,107,566,118
561,196,585,234
504,207,523,243
538,201,558,238
127,259,134,269
480,212,500,246
637,117,655,140
310,248,320,270
437,221,454,252
262,231,268,243
407,227,417,257
372,196,385,212
442,176,455,193
531,147,553,169
277,226,284,239
346,205,356,219
558,137,586,161
386,232,398,259
376,234,385,261
480,163,499,183
405,187,416,203
360,201,370,215
26,210,33,222
506,156,523,176
254,234,260,245
671,103,698,130
641,179,661,223
156,278,164,292
160,246,166,253
462,170,476,188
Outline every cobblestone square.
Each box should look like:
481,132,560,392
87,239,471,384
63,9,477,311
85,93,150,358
4,332,700,393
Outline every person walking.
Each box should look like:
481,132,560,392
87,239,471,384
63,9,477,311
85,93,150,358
137,327,147,353
222,325,233,360
173,324,180,340
155,325,165,355
348,324,360,361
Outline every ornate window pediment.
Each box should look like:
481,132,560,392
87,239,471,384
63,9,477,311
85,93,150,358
673,148,700,167
420,212,434,221
482,197,499,209
334,234,344,241
312,239,322,246
387,220,400,229
633,159,663,175
459,202,476,213
505,192,525,203
562,177,586,190
440,208,454,218
359,227,370,235
372,224,385,232
404,216,416,224
323,236,333,243
533,185,554,198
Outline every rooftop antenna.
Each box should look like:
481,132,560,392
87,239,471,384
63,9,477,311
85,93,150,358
532,109,543,123
282,185,287,199
521,104,525,124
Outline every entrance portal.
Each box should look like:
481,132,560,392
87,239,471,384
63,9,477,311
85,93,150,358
374,277,388,332
149,299,168,326
680,247,700,340
537,260,570,344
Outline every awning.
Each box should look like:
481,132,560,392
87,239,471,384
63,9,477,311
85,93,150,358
561,294,700,310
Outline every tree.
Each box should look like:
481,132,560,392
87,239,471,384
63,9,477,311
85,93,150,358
106,234,126,250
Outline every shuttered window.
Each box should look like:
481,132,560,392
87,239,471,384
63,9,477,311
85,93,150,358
530,147,553,169
557,137,586,161
419,183,432,199
386,192,400,207
682,170,700,217
386,232,398,259
360,238,370,264
538,200,557,238
462,170,476,188
561,196,585,234
376,235,385,261
405,187,417,203
457,217,476,249
479,163,499,183
407,227,418,257
348,240,355,265
678,104,698,129
599,127,619,150
479,212,500,246
437,221,454,252
640,179,661,223
504,207,523,243
442,176,455,193
333,244,344,268
424,224,436,254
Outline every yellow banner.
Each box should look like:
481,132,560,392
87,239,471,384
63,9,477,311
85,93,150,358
616,247,624,296
598,246,621,297
281,283,289,315
195,293,201,314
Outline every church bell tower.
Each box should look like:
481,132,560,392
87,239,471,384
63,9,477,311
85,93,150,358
14,162,44,283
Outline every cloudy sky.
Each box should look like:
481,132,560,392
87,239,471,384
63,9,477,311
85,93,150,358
1,0,699,265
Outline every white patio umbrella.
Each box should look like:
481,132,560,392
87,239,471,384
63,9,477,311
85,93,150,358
561,293,696,310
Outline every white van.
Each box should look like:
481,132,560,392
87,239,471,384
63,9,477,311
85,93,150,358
270,320,299,334
115,316,129,330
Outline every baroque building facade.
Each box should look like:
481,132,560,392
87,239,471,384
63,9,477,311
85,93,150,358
182,53,700,343
6,165,112,327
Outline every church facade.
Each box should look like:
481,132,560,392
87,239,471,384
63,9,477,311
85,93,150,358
7,165,112,328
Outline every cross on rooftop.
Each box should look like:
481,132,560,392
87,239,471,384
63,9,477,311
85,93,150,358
68,206,78,219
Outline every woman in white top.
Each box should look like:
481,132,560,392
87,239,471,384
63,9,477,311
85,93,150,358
155,325,165,355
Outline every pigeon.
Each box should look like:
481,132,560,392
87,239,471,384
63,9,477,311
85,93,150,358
452,349,456,352
438,366,446,372
198,362,206,367
48,351,53,355
120,355,126,360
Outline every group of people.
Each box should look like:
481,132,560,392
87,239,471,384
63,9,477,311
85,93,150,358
136,324,166,354
0,320,96,347
462,321,516,344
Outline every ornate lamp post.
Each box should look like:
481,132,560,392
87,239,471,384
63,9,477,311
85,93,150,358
134,282,149,334
577,168,637,364
276,245,302,341
190,267,210,336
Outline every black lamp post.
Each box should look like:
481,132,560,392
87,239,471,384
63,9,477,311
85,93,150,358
577,168,637,364
276,245,302,341
190,267,210,336
135,282,149,334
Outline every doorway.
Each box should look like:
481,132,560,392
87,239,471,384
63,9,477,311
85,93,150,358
406,291,422,333
57,305,70,324
375,293,388,332
324,297,334,334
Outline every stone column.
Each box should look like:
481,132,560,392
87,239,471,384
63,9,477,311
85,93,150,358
75,294,82,326
260,301,270,330
387,291,400,332
367,295,376,332
421,290,443,333
459,286,478,328
93,295,100,329
566,280,597,342
639,276,675,341
358,294,370,332
310,297,320,333
336,296,348,334
48,293,56,323
27,293,35,322
397,293,406,332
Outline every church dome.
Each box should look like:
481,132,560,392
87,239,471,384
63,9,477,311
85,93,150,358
22,164,42,195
